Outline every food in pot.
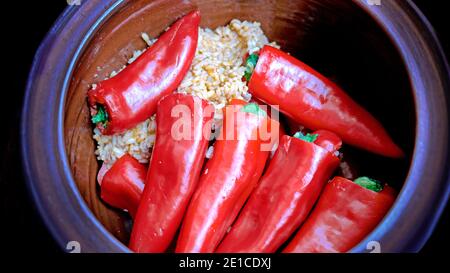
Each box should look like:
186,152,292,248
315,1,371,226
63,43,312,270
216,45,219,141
88,11,200,135
216,131,341,253
87,11,398,253
129,93,214,253
176,100,276,253
100,154,147,219
246,45,403,158
92,15,278,170
283,176,396,253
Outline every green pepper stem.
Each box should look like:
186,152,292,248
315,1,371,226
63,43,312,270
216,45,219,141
354,176,383,192
244,53,259,82
91,104,109,126
293,132,318,143
240,103,267,116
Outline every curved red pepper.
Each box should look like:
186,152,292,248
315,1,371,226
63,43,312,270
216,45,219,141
129,93,214,253
88,11,200,135
100,154,147,218
248,45,403,158
216,131,341,253
283,176,396,253
175,100,275,253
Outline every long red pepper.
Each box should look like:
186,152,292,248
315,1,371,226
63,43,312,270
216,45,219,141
88,11,200,135
216,130,341,253
247,45,403,158
176,100,276,253
100,154,147,218
283,176,396,253
129,93,214,253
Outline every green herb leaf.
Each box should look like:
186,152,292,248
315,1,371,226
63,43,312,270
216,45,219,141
354,176,383,192
91,104,109,125
240,102,267,116
244,53,259,82
293,132,318,143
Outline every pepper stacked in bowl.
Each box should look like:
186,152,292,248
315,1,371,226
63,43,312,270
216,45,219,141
87,11,401,253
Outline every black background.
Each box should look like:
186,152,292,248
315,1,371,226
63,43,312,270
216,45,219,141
0,0,448,254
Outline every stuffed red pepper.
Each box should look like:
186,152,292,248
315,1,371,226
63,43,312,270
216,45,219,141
88,11,200,135
246,45,403,158
216,130,341,253
129,93,214,253
176,100,277,253
100,154,147,219
283,176,396,253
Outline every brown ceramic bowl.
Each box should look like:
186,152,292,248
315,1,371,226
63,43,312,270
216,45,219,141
22,0,450,252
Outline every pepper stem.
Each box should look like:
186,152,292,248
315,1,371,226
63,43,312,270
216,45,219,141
240,103,267,117
91,104,109,126
244,53,259,82
293,132,318,143
354,176,383,192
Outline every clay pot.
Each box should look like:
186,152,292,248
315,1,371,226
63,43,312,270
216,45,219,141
22,0,449,252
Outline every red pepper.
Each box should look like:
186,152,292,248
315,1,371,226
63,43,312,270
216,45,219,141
248,45,403,158
100,154,147,218
232,99,284,164
216,131,341,253
129,93,214,253
175,100,275,253
250,97,286,144
88,11,200,135
283,176,396,253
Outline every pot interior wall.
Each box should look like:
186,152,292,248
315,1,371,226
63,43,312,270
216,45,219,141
64,0,415,246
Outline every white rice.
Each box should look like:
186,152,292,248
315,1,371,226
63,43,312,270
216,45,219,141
93,20,278,168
